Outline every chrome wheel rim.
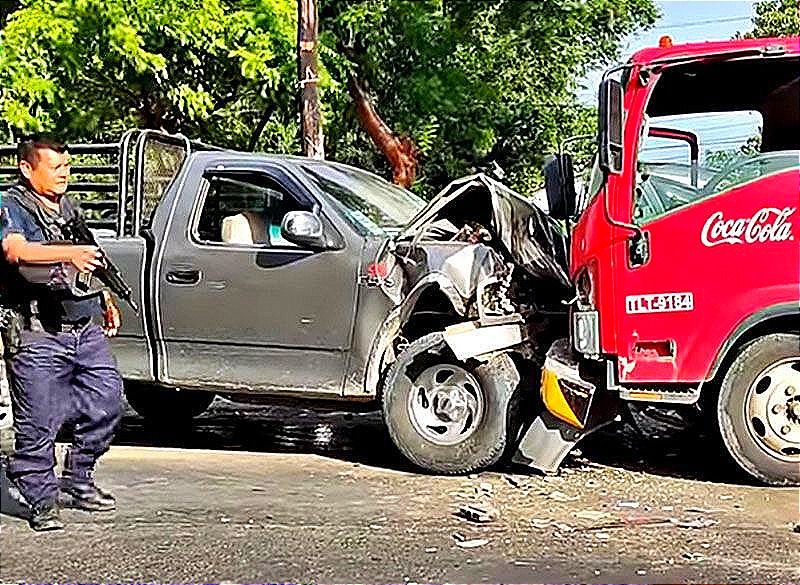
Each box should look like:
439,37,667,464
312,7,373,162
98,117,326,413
744,357,800,462
407,364,484,446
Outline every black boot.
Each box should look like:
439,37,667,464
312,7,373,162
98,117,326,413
59,481,116,512
29,502,65,532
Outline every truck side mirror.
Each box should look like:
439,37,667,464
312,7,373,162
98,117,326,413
281,210,327,250
544,153,577,220
599,78,623,175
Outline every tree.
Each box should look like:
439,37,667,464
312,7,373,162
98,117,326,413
704,135,763,170
317,0,658,195
0,0,298,151
743,0,800,38
1,0,658,196
0,1,21,26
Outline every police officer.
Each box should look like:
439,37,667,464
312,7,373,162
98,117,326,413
0,136,123,531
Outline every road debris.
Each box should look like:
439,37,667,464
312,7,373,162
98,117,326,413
682,551,707,562
452,532,490,549
595,532,610,540
574,510,611,522
529,518,573,531
424,547,437,554
547,490,579,502
530,518,551,529
672,517,719,529
685,506,725,514
719,494,734,500
456,504,499,524
616,500,640,508
579,516,672,532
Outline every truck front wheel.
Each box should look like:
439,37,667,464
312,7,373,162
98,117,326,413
716,333,800,485
381,332,522,474
125,382,215,423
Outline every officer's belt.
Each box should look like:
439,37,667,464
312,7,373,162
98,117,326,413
34,316,93,334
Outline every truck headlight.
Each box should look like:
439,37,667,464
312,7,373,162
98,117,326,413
572,310,599,356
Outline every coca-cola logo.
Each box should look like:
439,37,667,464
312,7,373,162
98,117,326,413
701,207,796,247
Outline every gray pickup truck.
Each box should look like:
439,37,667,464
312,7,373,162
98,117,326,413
1,130,571,473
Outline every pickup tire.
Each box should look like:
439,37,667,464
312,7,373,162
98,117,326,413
125,382,215,422
716,333,800,486
382,332,521,474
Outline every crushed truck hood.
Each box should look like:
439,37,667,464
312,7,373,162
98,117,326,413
397,173,570,289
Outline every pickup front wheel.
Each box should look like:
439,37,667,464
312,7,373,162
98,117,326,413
382,332,521,474
716,333,800,485
125,382,215,423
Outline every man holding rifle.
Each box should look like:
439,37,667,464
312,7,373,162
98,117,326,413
0,136,123,531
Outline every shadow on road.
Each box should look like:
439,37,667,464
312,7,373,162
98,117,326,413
113,397,414,472
110,397,751,485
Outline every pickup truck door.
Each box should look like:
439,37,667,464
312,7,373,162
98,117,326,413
154,161,361,396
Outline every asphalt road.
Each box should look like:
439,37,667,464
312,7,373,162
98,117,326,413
1,398,798,583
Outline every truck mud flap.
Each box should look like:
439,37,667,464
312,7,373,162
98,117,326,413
512,393,622,474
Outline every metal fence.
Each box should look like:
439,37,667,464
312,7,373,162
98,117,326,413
0,129,221,235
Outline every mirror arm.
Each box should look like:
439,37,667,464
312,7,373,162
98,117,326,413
601,62,629,82
599,63,640,238
602,182,643,240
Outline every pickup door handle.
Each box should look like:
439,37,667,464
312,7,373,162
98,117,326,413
166,269,201,285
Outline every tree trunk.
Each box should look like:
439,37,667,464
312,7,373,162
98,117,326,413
298,0,324,159
348,73,417,188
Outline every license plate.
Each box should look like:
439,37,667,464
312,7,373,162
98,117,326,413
625,292,694,314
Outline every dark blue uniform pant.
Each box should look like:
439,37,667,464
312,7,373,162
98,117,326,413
7,324,122,509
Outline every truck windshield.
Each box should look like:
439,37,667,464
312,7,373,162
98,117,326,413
298,162,426,236
633,110,798,223
632,55,800,224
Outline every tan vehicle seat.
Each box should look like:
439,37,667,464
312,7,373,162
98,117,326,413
221,211,268,245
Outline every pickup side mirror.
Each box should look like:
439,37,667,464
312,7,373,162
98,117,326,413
281,210,327,250
599,78,624,175
543,153,577,220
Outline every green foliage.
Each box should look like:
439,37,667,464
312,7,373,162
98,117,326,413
1,0,658,198
704,135,763,170
743,0,800,38
0,0,298,150
318,0,658,196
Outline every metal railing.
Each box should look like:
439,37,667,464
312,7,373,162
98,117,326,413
0,130,221,236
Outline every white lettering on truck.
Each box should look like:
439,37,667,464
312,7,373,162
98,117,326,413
701,207,795,247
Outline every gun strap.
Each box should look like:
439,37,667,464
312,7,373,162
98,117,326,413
5,185,74,242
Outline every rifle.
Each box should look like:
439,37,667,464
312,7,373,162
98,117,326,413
62,215,139,312
6,185,138,312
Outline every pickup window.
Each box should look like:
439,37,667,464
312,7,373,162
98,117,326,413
195,171,305,247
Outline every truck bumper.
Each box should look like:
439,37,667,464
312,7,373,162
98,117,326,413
540,338,597,429
512,338,621,474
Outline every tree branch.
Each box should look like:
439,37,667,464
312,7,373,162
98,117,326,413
348,72,417,188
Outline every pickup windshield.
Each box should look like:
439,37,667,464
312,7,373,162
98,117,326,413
298,162,426,236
